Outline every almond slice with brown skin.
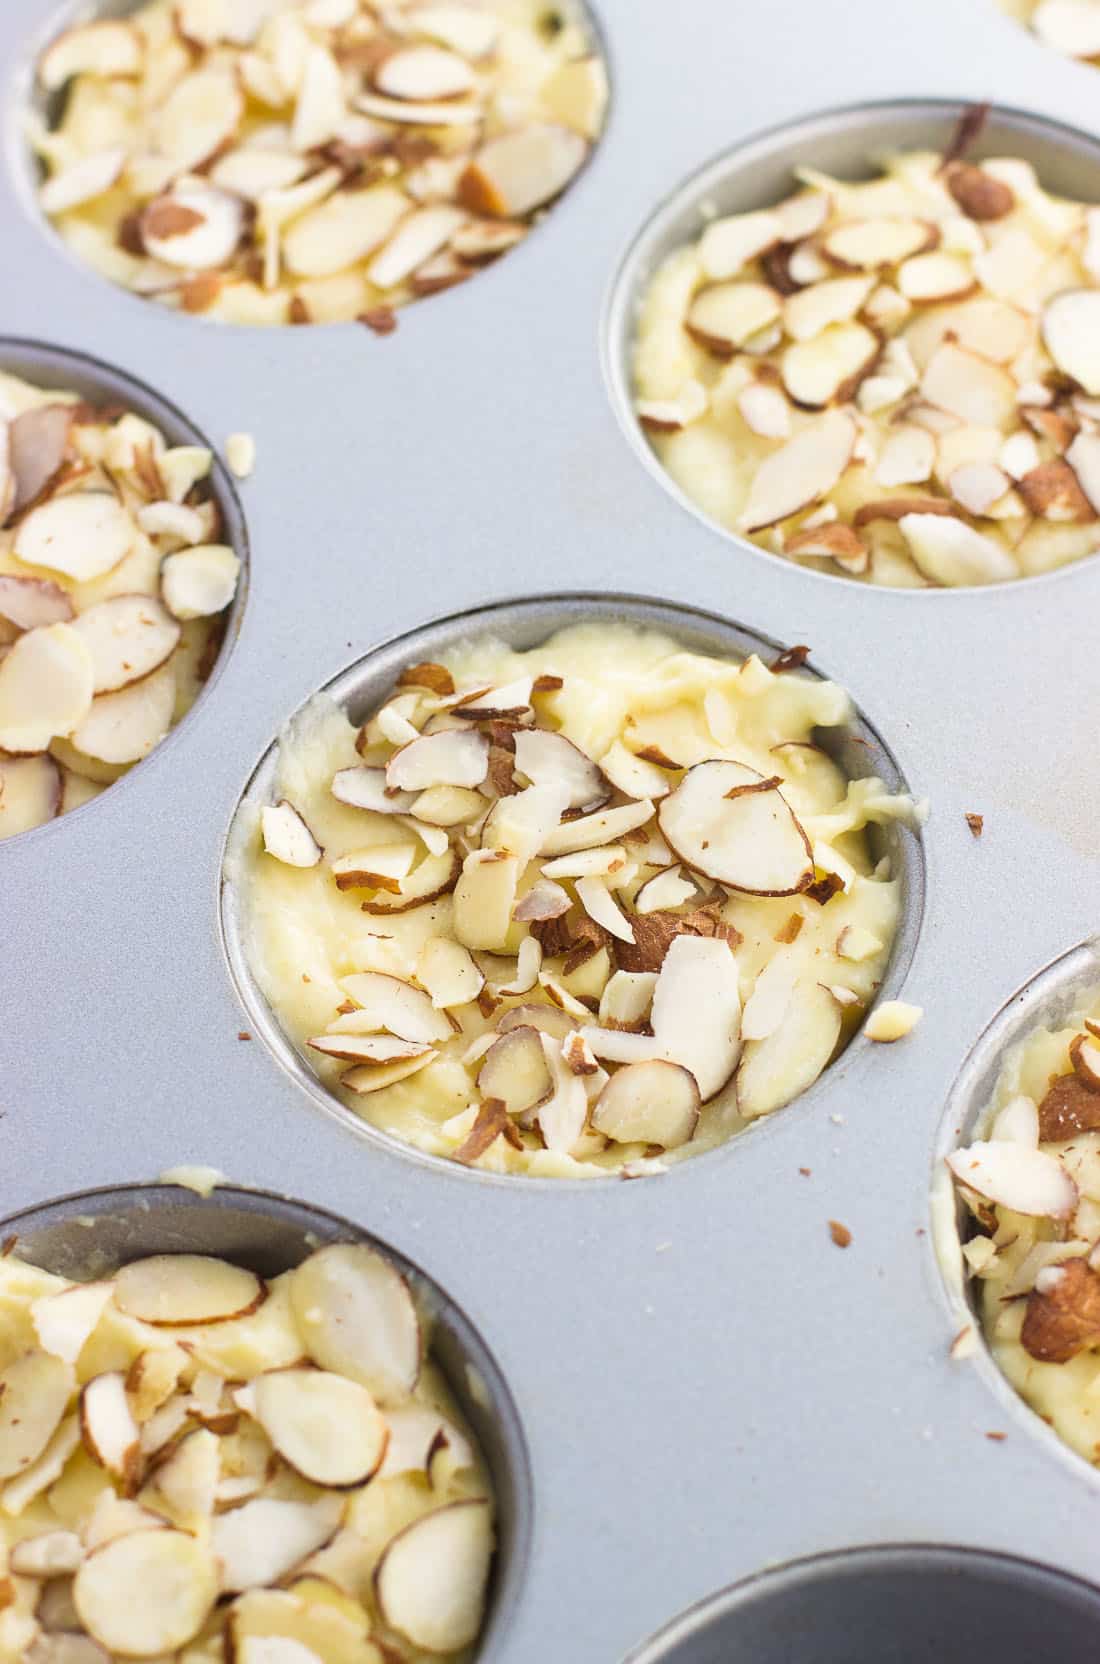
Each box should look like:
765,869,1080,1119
946,1140,1078,1217
9,404,73,515
368,205,466,289
452,673,533,718
783,275,875,342
113,1254,267,1326
80,1373,140,1486
921,342,1017,427
70,660,176,764
290,1242,420,1401
575,875,635,943
152,67,243,170
338,970,453,1042
478,1025,553,1117
537,1034,590,1152
897,513,1016,584
1072,1032,1100,1088
0,1351,74,1480
0,752,62,836
0,623,94,754
309,1033,432,1064
417,936,484,1006
685,282,782,357
141,188,245,270
161,545,240,620
591,1059,700,1148
375,1500,493,1653
357,90,482,125
460,125,586,218
539,797,654,857
360,847,460,913
0,574,73,630
212,1496,342,1596
513,877,571,921
637,380,709,433
736,980,842,1118
261,800,322,867
283,185,411,280
945,162,1015,221
512,727,608,810
386,728,488,792
823,218,935,268
331,842,415,889
374,43,476,100
250,1368,387,1488
74,1530,217,1654
740,410,855,531
1066,431,1100,513
897,252,976,302
785,522,869,573
948,462,1011,516
342,1053,436,1093
38,20,142,88
380,1403,473,1479
659,760,813,894
780,321,879,407
15,494,134,582
697,210,781,280
70,595,181,694
650,934,742,1101
332,766,416,814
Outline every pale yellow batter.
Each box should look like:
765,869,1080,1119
634,144,1100,586
32,0,606,326
946,985,1100,1464
0,1241,494,1662
234,623,920,1177
0,372,240,840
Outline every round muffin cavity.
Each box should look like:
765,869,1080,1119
229,612,922,1177
31,0,607,326
629,107,1100,586
0,352,243,841
943,971,1100,1467
0,1195,502,1662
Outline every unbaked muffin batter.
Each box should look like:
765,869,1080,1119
233,622,921,1176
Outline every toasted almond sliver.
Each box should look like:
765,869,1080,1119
338,970,452,1043
780,321,878,408
409,4,499,55
80,1372,140,1482
356,90,482,126
0,752,62,835
783,275,874,342
659,760,812,895
15,493,134,582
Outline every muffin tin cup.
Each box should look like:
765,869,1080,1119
6,0,1100,1655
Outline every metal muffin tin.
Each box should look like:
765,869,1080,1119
5,0,1100,1655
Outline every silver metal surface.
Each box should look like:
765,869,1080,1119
4,0,1100,1656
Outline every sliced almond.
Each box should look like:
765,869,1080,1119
591,1059,700,1149
783,275,874,342
896,252,975,302
538,797,654,857
70,595,181,694
417,936,484,1007
637,379,709,433
823,218,934,268
409,4,499,55
251,1367,387,1488
9,405,73,516
410,784,485,825
147,1426,219,1530
898,512,1016,584
697,210,781,281
386,728,488,792
495,934,543,995
875,425,936,487
575,875,634,943
921,343,1017,428
40,147,127,215
331,766,415,814
0,623,94,755
74,1530,217,1655
634,865,696,914
331,842,415,890
338,970,452,1042
659,760,812,894
113,1254,267,1326
161,545,240,620
740,410,855,531
598,741,673,802
650,934,742,1101
780,321,879,407
1071,1032,1100,1088
460,125,586,218
512,727,608,810
453,674,533,718
736,980,842,1118
948,462,1011,516
0,1351,74,1480
368,205,465,289
1066,430,1100,513
342,1053,436,1093
513,877,571,921
374,44,476,100
483,782,572,866
374,1500,493,1653
69,660,176,764
291,44,346,151
452,849,519,949
380,1403,473,1479
15,494,134,582
359,847,460,913
283,186,411,280
785,522,869,573
737,380,791,439
946,1140,1078,1218
261,800,322,867
80,1374,140,1486
38,21,142,89
309,1033,432,1064
141,188,245,270
357,90,482,125
478,1026,553,1118
151,67,243,170
685,282,782,357
536,1033,590,1152
1017,458,1091,524
31,1280,114,1365
289,1242,420,1401
0,752,62,836
213,1496,342,1595
9,1529,83,1578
